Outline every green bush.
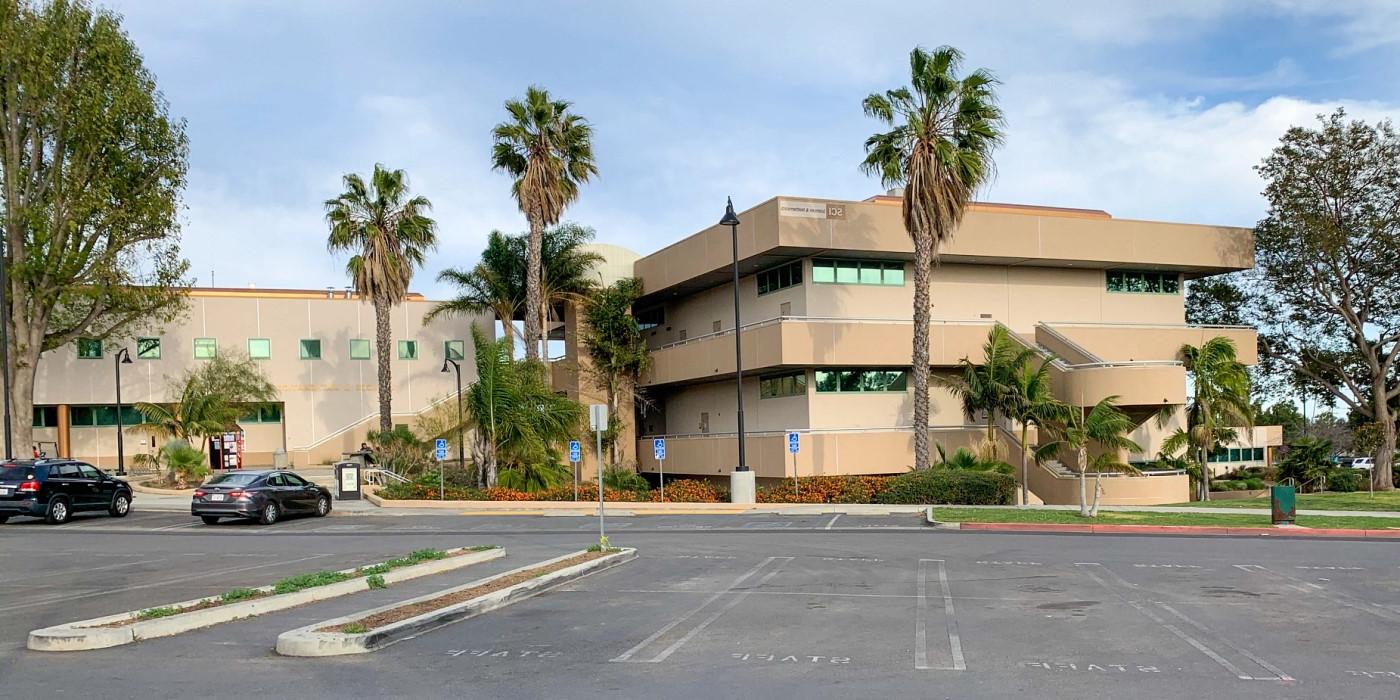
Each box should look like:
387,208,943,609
366,574,387,589
874,469,1015,505
1243,478,1266,491
220,587,260,603
272,571,353,595
603,466,650,495
1328,469,1363,493
138,606,181,619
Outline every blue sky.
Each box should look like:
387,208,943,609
106,0,1400,298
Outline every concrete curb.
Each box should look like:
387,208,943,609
27,546,505,652
367,494,928,517
923,509,1400,539
127,476,194,496
275,547,637,657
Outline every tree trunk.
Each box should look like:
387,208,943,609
606,381,618,466
911,231,933,470
373,298,393,435
524,216,543,362
1372,378,1395,490
1078,464,1089,517
6,313,41,459
1089,473,1103,517
1019,423,1031,505
1197,444,1211,501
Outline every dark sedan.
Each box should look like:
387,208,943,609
191,470,332,525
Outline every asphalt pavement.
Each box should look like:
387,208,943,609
1,508,1397,699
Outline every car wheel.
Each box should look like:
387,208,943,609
109,493,131,518
0,515,9,524
314,496,331,517
201,516,220,525
46,498,71,525
258,502,280,525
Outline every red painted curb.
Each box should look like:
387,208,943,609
950,521,1399,539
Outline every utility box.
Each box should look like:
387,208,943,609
272,448,288,469
1270,484,1296,525
335,461,361,501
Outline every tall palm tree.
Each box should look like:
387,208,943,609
325,164,439,434
428,231,524,354
1161,337,1253,500
1004,352,1071,504
491,86,598,362
538,223,604,353
939,326,1032,463
1052,396,1142,517
861,46,1005,471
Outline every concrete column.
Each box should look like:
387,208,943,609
57,405,71,458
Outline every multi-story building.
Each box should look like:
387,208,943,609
628,194,1266,505
22,287,492,468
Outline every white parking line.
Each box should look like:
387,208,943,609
824,515,841,530
1234,564,1400,623
916,559,965,671
612,556,790,663
0,557,170,584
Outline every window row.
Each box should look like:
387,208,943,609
759,371,807,399
814,368,908,393
812,258,905,286
1105,270,1180,295
78,337,465,361
757,261,803,296
34,403,285,427
1208,447,1266,463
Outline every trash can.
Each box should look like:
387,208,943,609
335,460,362,501
1270,484,1296,525
272,448,288,469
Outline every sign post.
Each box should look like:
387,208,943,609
434,438,448,500
653,438,667,502
569,440,582,501
589,404,609,545
787,431,800,497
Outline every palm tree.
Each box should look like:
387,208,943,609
136,353,279,453
861,46,1005,471
939,326,1032,463
428,231,525,354
1004,352,1071,504
539,223,604,354
325,164,438,434
1053,396,1142,517
491,86,598,362
1161,337,1253,500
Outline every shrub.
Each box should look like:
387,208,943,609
874,469,1015,505
159,439,209,488
603,467,651,495
272,571,353,595
650,479,724,503
1243,478,1266,491
1327,469,1363,493
138,606,181,619
757,475,892,504
220,587,259,603
341,623,370,634
366,574,387,589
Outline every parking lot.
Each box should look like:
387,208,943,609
1,510,1398,698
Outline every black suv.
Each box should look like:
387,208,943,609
0,459,134,524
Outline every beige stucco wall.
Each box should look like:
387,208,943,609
25,291,493,468
1048,324,1258,365
1026,462,1190,506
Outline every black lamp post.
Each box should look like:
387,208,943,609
113,347,133,475
440,357,466,468
0,236,11,460
720,197,748,472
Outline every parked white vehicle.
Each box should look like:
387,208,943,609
1351,457,1374,470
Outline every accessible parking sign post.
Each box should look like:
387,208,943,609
787,431,800,497
434,438,448,500
569,440,582,501
589,404,608,544
654,438,666,502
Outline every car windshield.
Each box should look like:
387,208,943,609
206,472,261,486
0,466,37,481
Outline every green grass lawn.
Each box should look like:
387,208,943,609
1168,490,1400,512
932,507,1400,530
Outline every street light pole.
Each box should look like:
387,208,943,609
441,357,465,468
113,348,133,475
720,197,747,473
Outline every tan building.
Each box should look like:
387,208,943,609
627,194,1261,505
22,288,493,469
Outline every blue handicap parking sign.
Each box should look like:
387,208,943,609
434,438,448,461
653,438,666,460
569,440,582,462
787,431,800,454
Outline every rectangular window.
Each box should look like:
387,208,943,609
398,340,418,360
813,258,906,286
194,338,217,359
1105,269,1181,295
239,403,284,424
32,406,58,428
248,338,271,360
70,406,94,426
814,368,910,393
756,260,803,296
349,339,371,360
93,406,119,426
136,337,161,360
636,306,664,331
299,339,322,360
444,340,465,361
77,338,102,359
759,371,806,399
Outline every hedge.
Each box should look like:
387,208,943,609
873,469,1016,505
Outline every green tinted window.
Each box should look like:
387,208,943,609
398,340,418,360
248,338,270,359
812,260,835,284
299,339,321,360
349,339,370,360
759,371,806,399
194,338,217,359
1106,270,1180,295
444,340,465,361
813,258,905,286
814,368,910,393
757,260,803,296
136,337,161,359
77,338,102,359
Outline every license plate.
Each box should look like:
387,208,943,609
0,488,9,496
210,494,226,502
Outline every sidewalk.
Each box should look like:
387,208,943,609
945,503,1400,518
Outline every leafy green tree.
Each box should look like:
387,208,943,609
0,0,191,452
491,86,597,362
860,46,1005,471
428,231,524,353
938,326,1032,462
1276,436,1335,491
1256,401,1305,443
325,164,438,434
1244,110,1400,490
1004,352,1071,503
1162,338,1253,500
581,277,650,464
156,439,208,488
135,352,278,452
465,324,583,487
1051,397,1142,517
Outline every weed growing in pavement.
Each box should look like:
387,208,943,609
272,571,354,595
366,575,387,589
220,588,260,603
137,606,181,619
341,623,370,634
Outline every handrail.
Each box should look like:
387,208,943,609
1040,321,1254,330
363,468,409,485
640,424,1000,441
1035,460,1185,480
653,315,994,351
1033,323,1103,364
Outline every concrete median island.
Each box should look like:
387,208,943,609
276,547,636,657
928,506,1400,538
27,546,504,652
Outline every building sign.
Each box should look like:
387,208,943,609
778,199,846,220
